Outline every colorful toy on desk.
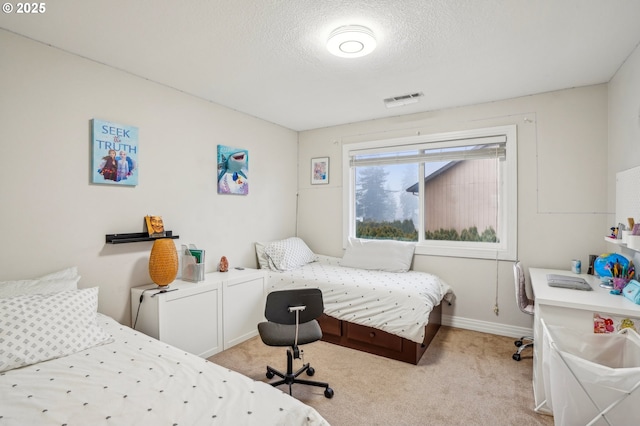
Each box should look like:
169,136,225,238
622,280,640,305
594,253,630,278
610,227,619,239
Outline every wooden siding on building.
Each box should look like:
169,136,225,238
424,159,498,233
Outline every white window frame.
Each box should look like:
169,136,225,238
342,125,517,261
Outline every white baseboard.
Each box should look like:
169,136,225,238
442,314,533,339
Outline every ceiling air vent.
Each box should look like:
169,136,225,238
383,92,424,108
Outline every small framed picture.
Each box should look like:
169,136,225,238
311,157,329,185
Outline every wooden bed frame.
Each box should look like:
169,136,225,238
316,302,442,364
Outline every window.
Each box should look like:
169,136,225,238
342,125,517,260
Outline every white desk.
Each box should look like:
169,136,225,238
529,268,640,414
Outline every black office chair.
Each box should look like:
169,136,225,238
257,288,334,398
513,261,535,361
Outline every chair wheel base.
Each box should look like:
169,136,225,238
264,361,332,398
512,353,522,361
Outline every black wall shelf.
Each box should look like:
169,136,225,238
105,231,179,244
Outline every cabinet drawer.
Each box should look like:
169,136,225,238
346,322,403,352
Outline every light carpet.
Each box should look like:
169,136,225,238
209,326,553,425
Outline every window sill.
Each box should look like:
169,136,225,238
414,243,516,261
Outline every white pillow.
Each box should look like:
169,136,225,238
255,242,270,269
0,267,80,299
341,238,415,272
264,237,318,271
38,266,79,281
0,277,80,299
0,287,112,372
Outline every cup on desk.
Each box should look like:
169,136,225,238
612,277,630,292
571,259,581,274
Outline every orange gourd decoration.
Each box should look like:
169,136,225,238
148,239,178,287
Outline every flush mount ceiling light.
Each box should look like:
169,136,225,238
327,25,376,58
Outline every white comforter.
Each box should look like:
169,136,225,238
267,256,453,343
0,314,328,426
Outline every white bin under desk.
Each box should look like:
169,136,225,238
541,320,640,425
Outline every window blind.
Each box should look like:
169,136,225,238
349,135,506,167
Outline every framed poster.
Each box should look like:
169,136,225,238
311,157,329,185
217,144,249,195
91,119,138,186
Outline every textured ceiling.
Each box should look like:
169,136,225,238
2,0,640,131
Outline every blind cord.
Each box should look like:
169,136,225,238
493,146,500,316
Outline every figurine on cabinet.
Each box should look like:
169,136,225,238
219,256,229,272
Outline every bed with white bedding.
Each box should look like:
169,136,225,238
256,238,454,364
267,255,453,344
0,268,328,426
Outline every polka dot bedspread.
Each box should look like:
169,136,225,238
267,255,454,344
0,314,329,426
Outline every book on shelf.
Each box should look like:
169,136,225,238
188,249,205,264
145,215,166,238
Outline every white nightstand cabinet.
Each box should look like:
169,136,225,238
131,268,266,358
222,270,267,349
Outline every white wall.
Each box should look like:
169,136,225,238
608,43,640,266
297,85,610,336
608,43,640,199
0,30,299,325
